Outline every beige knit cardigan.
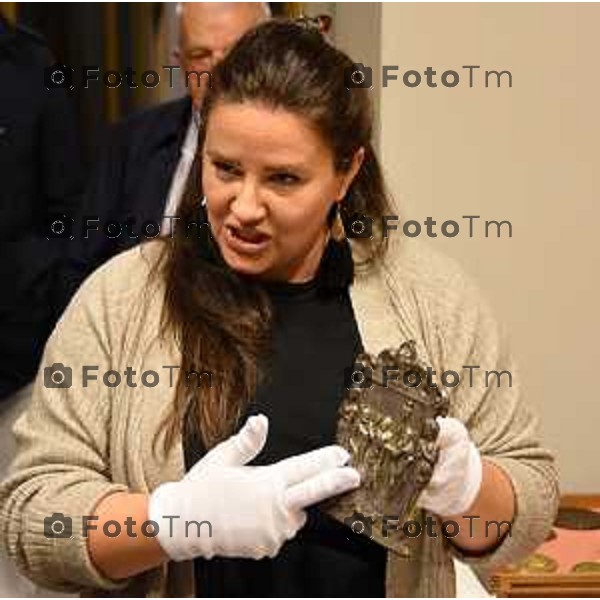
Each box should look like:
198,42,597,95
0,236,559,597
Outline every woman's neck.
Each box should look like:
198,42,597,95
272,229,332,285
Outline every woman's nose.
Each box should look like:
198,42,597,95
229,182,267,224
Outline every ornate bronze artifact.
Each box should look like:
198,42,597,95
321,340,449,546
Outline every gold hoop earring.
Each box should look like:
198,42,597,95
331,203,346,242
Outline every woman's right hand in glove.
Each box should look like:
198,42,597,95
148,414,360,561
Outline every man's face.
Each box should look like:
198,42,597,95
178,3,266,108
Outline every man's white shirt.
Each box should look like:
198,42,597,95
160,110,200,236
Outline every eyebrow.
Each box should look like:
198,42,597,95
206,149,307,172
205,149,239,164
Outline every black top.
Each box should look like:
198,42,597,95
183,237,387,597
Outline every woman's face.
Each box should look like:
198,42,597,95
202,100,363,283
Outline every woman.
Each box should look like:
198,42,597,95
0,20,558,597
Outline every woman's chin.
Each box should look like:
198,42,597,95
221,250,270,278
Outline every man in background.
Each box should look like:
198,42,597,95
63,2,270,304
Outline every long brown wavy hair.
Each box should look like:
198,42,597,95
154,19,395,456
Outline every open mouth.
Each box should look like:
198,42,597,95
225,225,271,252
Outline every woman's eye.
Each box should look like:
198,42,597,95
270,172,300,186
214,161,241,178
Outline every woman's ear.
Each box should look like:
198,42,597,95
337,147,365,200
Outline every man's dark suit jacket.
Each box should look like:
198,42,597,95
63,95,193,309
0,16,84,399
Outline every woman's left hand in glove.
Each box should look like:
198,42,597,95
417,416,483,517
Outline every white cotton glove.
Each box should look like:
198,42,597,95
148,414,361,561
417,417,483,517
